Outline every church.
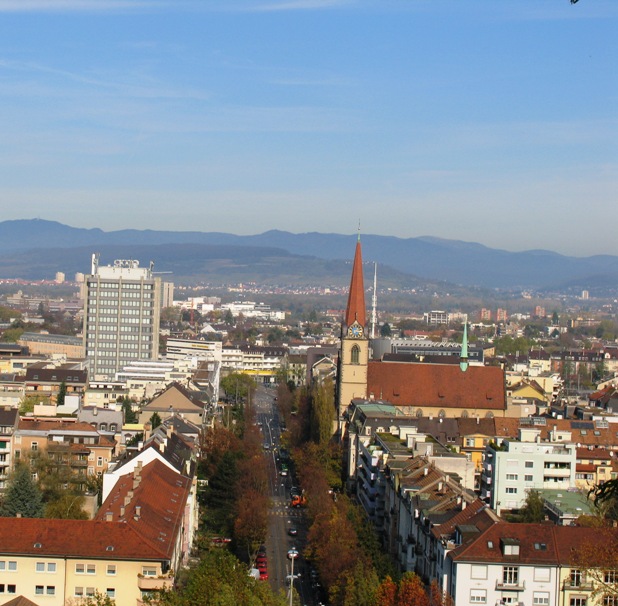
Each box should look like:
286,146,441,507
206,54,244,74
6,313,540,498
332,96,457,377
336,236,516,426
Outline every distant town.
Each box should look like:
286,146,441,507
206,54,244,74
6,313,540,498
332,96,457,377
0,246,616,606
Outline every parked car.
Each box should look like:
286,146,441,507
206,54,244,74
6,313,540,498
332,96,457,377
288,527,298,536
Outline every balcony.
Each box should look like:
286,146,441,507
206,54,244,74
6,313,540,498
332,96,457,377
562,580,593,591
495,580,525,591
137,574,174,591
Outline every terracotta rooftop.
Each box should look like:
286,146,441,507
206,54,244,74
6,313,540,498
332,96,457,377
367,361,506,411
0,517,166,560
96,458,191,559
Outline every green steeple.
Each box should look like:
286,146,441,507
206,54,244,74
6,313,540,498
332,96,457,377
460,320,469,372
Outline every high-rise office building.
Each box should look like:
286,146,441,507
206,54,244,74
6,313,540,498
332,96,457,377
83,255,161,380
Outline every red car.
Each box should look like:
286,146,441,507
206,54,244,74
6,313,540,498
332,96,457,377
259,569,269,580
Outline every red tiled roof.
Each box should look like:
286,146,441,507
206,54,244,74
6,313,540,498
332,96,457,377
96,459,191,559
449,523,617,566
367,361,506,410
0,517,166,560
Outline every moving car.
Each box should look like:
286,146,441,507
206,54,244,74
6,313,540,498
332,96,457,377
287,547,299,560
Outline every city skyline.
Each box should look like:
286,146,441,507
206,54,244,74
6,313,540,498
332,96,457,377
0,0,616,257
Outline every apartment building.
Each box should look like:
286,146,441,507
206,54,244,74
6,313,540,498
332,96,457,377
480,428,576,515
83,256,161,380
0,458,196,605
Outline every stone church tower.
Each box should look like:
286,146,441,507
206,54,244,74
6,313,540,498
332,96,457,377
336,235,369,427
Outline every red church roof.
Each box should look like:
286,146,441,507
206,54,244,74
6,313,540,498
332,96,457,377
367,361,506,411
344,239,366,328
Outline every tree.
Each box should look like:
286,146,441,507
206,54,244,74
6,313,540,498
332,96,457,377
149,412,162,429
19,394,46,415
122,398,138,424
224,309,235,326
0,463,44,518
376,576,397,606
520,489,545,523
56,381,67,406
380,323,392,337
397,572,430,606
66,591,116,606
44,493,89,520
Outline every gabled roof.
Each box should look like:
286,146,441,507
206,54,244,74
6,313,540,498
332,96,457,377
96,459,191,559
367,361,506,410
449,523,617,567
0,517,167,561
142,382,207,413
1,597,41,606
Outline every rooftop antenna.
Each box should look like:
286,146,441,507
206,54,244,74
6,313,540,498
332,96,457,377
371,262,378,339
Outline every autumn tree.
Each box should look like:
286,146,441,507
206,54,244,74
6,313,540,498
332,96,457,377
397,572,430,606
571,528,618,603
310,377,335,447
376,576,398,606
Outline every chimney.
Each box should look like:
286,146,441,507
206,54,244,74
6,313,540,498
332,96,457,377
16,513,21,518
105,511,113,522
133,477,140,490
438,481,444,492
124,496,131,506
120,506,125,517
93,407,98,416
134,505,141,521
424,467,428,476
136,460,143,471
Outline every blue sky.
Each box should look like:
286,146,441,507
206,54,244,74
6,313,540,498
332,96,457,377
0,0,616,256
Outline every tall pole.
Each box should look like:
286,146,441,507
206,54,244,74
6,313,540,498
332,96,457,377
371,262,377,339
289,555,294,606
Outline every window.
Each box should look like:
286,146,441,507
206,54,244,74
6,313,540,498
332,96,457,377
570,598,587,606
31,442,38,451
35,586,44,595
534,567,551,582
466,438,475,447
351,345,360,365
525,475,534,482
534,592,550,606
107,565,117,575
76,564,85,574
48,563,56,573
605,571,617,584
75,587,84,597
471,564,487,579
603,597,616,606
503,566,519,585
36,562,45,572
106,588,116,598
87,564,96,574
142,566,157,577
506,487,518,494
46,586,55,596
7,585,15,594
86,587,95,597
470,589,487,603
571,569,583,587
506,474,518,481
525,461,534,468
7,562,16,571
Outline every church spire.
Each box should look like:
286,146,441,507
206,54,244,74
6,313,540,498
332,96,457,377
344,235,366,328
460,319,469,372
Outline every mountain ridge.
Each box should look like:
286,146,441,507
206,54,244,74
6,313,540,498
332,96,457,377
0,219,616,292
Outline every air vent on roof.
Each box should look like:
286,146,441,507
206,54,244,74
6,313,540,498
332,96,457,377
34,543,42,548
106,546,114,551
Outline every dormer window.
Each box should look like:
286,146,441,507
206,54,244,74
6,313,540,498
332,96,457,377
501,538,520,556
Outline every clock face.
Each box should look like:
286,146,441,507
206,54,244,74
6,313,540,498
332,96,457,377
348,323,363,338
